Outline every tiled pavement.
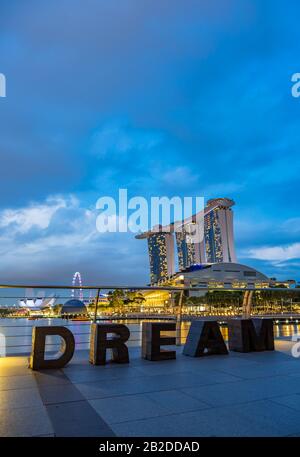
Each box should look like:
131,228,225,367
2,340,300,437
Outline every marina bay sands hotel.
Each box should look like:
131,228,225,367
136,198,237,284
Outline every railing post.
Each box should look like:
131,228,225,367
94,288,101,323
242,290,253,319
176,290,184,346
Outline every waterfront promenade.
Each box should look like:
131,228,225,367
1,339,300,437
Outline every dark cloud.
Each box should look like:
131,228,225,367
0,0,299,283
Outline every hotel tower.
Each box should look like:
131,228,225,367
136,198,237,284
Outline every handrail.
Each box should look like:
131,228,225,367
0,284,299,292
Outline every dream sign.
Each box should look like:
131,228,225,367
29,319,274,370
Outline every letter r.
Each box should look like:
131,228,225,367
89,323,130,365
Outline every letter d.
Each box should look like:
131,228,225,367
29,326,75,370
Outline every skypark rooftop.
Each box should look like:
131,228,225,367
135,197,234,239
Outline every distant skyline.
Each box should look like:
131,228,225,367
0,0,300,285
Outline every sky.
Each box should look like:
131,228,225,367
0,0,300,287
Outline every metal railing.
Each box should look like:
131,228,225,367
1,283,300,356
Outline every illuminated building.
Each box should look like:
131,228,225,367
147,232,175,284
142,289,171,308
204,198,236,263
177,262,270,290
136,197,237,283
176,224,205,271
19,296,57,311
61,299,87,315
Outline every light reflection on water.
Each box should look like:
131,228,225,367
273,324,300,338
171,322,300,343
0,318,299,355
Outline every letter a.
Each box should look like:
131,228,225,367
183,321,228,357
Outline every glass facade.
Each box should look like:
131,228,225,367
175,231,187,271
204,209,223,263
147,233,174,284
176,225,203,271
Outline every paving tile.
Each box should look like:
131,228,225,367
34,370,71,386
0,365,31,377
216,359,300,379
0,406,53,437
76,371,239,401
133,360,196,376
89,394,168,424
0,374,37,391
75,377,151,399
67,348,142,368
65,366,143,383
46,400,115,437
270,394,300,411
0,387,44,409
182,375,300,407
176,352,259,369
146,389,211,414
112,401,300,437
64,359,140,371
37,383,84,405
111,406,279,437
230,350,293,364
227,400,300,436
145,371,239,390
3,347,300,437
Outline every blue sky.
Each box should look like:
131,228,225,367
0,0,300,286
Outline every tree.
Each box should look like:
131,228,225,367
0,307,10,317
186,296,204,306
107,289,126,312
124,292,146,306
52,304,62,316
174,292,187,306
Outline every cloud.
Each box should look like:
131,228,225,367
162,166,199,184
0,195,72,233
90,122,163,157
244,242,300,262
0,194,149,285
201,181,245,198
0,193,104,253
281,218,300,235
0,0,300,283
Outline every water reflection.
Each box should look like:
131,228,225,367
273,323,300,338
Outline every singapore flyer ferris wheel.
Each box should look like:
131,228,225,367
71,271,83,300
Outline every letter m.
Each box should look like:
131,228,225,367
228,318,274,352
